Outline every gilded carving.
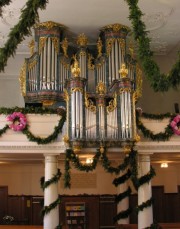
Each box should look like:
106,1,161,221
52,37,59,54
107,93,117,113
88,54,95,70
60,59,70,70
85,93,96,113
64,89,69,102
35,21,65,30
28,39,35,56
97,37,103,58
119,63,128,78
19,63,26,96
101,23,130,32
119,88,131,94
71,55,80,77
39,37,47,53
71,87,83,94
77,33,88,46
28,60,37,71
106,38,115,56
96,81,106,95
61,38,68,57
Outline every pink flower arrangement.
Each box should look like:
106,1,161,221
7,112,27,131
170,115,180,135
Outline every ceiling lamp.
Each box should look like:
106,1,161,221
160,162,168,168
86,158,93,164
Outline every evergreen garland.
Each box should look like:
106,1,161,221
0,125,9,137
115,187,132,203
125,0,180,92
113,169,131,187
136,197,154,213
40,169,61,191
136,112,174,141
0,107,66,144
0,0,48,72
101,148,136,174
137,166,156,188
64,153,71,189
113,208,132,222
41,197,61,217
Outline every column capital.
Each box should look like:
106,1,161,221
44,154,59,163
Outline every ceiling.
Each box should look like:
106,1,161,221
0,0,180,55
0,0,180,165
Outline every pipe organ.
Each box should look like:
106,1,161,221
20,21,142,149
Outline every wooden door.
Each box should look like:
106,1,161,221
0,186,8,224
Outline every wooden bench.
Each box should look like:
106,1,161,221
0,226,43,229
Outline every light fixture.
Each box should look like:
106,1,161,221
160,162,168,168
86,158,93,164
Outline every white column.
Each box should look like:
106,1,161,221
117,171,129,224
138,154,153,229
44,155,59,229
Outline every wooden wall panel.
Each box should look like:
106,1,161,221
99,196,116,228
129,194,137,224
60,196,99,229
0,186,8,225
31,197,43,226
152,186,164,223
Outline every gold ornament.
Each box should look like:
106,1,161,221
96,81,106,95
19,63,26,96
77,33,88,46
71,55,81,77
97,37,103,58
123,146,131,154
28,39,35,56
61,38,68,57
119,63,128,78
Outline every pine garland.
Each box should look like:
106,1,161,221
0,0,48,72
113,169,131,187
137,166,156,188
115,187,132,203
125,0,180,92
0,107,66,144
101,148,136,174
113,208,132,222
40,169,61,191
64,153,71,189
66,148,101,172
136,197,154,213
136,112,174,141
41,197,61,217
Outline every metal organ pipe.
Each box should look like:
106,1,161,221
115,40,119,80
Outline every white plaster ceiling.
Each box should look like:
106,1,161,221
0,0,180,55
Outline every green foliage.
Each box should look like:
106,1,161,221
40,169,61,191
113,208,132,222
115,187,132,203
0,0,48,72
41,197,61,217
0,107,66,144
125,0,180,92
136,197,154,213
136,111,174,141
113,169,131,187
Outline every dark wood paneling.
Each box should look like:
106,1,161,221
129,194,137,224
152,186,164,223
99,196,116,228
61,196,99,229
31,197,43,226
0,186,8,225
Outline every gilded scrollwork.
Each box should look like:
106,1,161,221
35,21,65,30
119,88,131,94
52,37,59,54
107,93,117,113
106,38,115,56
28,39,35,56
88,54,95,70
97,37,103,58
85,93,96,113
61,37,68,57
19,63,26,96
119,63,128,78
96,81,106,95
39,37,47,53
63,89,69,102
101,23,130,32
77,33,88,46
71,87,83,94
71,55,80,77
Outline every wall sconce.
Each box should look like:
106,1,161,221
86,158,93,164
160,162,168,168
